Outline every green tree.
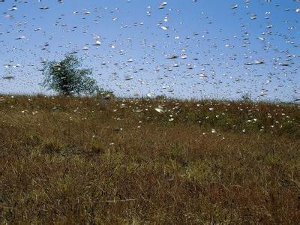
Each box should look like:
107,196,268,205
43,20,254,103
42,53,99,96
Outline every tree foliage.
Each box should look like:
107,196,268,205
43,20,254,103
42,53,99,96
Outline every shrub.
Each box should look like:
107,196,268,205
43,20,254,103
42,53,99,96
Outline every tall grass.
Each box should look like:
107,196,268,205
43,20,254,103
0,95,299,224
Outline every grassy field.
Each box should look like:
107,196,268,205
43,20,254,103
0,95,300,224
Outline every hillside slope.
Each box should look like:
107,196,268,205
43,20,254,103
0,95,300,224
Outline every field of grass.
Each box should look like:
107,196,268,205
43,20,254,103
0,95,300,224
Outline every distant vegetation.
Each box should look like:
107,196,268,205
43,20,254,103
0,95,300,223
42,53,101,96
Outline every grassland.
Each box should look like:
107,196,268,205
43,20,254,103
0,95,300,224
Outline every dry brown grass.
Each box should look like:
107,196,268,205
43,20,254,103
0,95,300,224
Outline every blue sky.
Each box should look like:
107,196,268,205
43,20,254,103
0,0,299,101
